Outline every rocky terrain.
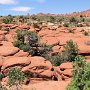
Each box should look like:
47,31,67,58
0,10,90,90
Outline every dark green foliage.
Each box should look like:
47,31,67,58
13,40,24,48
19,16,27,23
19,44,30,52
8,67,25,86
49,16,56,23
36,44,53,59
3,16,13,24
49,53,61,66
0,73,4,80
69,17,78,23
61,40,78,62
31,16,37,20
83,31,89,36
28,31,38,47
13,30,52,60
67,55,90,90
33,23,40,29
63,23,69,27
67,28,74,33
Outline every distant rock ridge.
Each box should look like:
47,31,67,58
32,9,90,17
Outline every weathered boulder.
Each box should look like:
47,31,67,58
14,50,29,57
0,31,8,35
40,70,53,78
52,45,61,53
1,41,13,47
22,56,52,72
40,37,59,45
0,46,19,56
5,34,14,42
63,69,73,77
60,62,73,70
0,56,4,67
2,57,31,70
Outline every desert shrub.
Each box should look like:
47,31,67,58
13,30,34,51
69,16,78,23
13,30,52,59
2,37,8,41
19,16,26,23
0,73,4,80
5,28,10,32
33,23,40,28
49,53,61,66
28,31,39,47
13,40,23,48
3,16,13,24
48,16,56,23
83,31,89,36
8,67,25,86
67,28,74,33
19,44,30,52
67,55,90,90
60,40,78,62
36,44,53,59
48,40,78,66
63,23,69,27
31,16,37,20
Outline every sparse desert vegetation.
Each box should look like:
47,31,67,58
0,9,90,90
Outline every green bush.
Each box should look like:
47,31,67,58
83,31,89,36
28,31,39,47
63,23,69,27
8,67,25,86
69,17,78,23
49,53,61,66
67,55,90,90
13,40,23,48
60,40,78,62
2,37,8,41
3,16,13,24
33,23,40,28
19,44,30,52
13,30,52,60
0,73,4,80
37,44,53,59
